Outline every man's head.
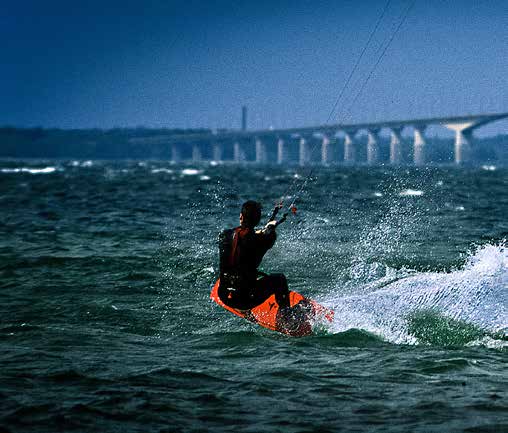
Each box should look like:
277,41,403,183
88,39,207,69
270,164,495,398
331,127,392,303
240,200,262,228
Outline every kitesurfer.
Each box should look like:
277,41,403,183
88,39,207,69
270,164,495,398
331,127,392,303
218,200,290,311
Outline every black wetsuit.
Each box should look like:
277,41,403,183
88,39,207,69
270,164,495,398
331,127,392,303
218,225,290,310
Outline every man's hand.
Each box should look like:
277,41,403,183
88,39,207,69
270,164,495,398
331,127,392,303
255,220,277,234
265,220,277,229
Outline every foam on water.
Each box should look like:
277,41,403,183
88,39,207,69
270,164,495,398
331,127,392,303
181,168,202,176
70,160,93,167
1,166,57,174
151,168,173,174
323,243,507,345
399,189,424,197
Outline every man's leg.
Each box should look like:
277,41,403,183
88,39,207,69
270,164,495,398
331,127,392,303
255,273,290,309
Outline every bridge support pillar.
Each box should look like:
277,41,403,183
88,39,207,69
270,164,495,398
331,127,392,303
455,129,472,165
344,131,356,164
299,137,310,166
212,142,223,162
192,144,202,162
321,135,331,165
255,138,267,164
442,122,475,164
234,142,246,163
277,138,287,164
389,127,403,164
413,126,427,165
171,144,181,163
367,129,380,165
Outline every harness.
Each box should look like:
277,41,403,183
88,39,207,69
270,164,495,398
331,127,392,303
229,226,250,267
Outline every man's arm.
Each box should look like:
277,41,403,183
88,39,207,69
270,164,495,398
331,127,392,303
260,221,277,249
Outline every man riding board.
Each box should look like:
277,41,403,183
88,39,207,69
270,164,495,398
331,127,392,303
217,200,290,312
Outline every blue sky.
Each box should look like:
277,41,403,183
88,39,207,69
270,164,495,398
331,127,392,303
2,0,507,135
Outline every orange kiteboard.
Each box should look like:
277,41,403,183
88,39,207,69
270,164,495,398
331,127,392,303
210,279,334,337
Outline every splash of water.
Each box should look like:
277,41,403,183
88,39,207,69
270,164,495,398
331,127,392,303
323,243,507,345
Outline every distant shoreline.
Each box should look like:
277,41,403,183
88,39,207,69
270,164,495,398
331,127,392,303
0,126,506,164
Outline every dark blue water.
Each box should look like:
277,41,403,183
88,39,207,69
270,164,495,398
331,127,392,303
1,160,506,432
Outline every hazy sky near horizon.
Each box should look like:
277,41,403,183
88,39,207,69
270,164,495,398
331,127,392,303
2,0,508,135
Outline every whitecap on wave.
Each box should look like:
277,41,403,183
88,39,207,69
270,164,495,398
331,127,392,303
1,166,57,174
182,168,202,176
151,168,173,174
481,165,496,171
444,202,465,212
399,189,424,197
70,161,93,167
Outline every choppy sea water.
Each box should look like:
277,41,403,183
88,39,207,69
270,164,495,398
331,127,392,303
1,160,507,433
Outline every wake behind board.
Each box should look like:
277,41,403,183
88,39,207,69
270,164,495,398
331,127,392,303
210,279,334,337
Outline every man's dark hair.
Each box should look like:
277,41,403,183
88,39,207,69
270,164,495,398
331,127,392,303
241,200,262,228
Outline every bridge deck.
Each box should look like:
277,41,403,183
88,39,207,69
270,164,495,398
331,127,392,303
168,112,508,143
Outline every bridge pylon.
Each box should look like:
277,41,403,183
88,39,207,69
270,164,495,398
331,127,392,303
442,121,476,165
212,142,223,162
367,129,380,165
171,144,181,163
255,138,267,164
389,127,403,164
321,135,331,165
234,141,246,163
192,144,202,162
299,137,310,166
344,131,356,164
277,138,287,164
413,125,427,165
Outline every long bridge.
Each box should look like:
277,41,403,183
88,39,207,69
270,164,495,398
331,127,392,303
158,112,508,165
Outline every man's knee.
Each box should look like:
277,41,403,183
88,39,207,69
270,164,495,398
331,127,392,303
270,273,288,290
